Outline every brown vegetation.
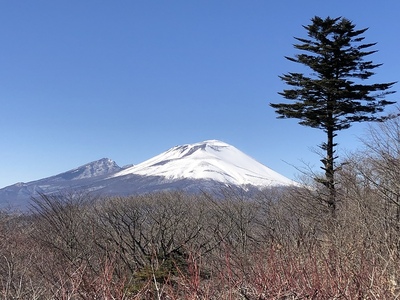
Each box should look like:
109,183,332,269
1,117,400,299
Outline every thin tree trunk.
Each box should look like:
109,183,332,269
326,126,336,217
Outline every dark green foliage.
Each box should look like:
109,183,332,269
270,16,396,215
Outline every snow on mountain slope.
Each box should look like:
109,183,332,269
112,140,295,187
57,158,121,180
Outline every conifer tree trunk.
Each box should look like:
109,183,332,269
321,111,337,217
325,126,336,217
324,99,337,216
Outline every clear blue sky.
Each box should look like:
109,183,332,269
1,1,399,188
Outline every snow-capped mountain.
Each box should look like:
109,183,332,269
113,140,294,187
59,158,121,180
0,140,296,211
0,158,122,210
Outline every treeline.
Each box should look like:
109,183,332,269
1,118,400,299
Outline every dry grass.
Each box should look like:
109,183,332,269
1,185,399,299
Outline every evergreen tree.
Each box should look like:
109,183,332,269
270,16,396,216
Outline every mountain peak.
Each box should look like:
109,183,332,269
167,140,228,159
113,140,295,187
57,158,121,180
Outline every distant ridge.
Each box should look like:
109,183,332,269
0,140,297,211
